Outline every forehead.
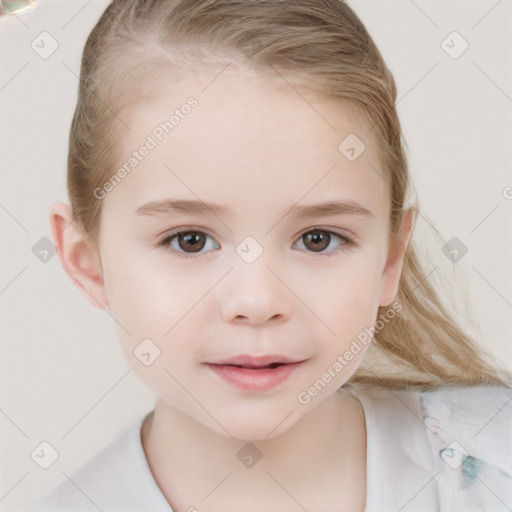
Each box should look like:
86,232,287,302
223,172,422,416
106,69,389,221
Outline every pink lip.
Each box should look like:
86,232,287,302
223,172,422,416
206,354,305,392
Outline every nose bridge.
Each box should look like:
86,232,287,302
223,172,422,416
220,243,293,325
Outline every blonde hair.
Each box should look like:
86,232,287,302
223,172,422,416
68,0,512,390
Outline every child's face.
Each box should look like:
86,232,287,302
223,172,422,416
92,70,406,439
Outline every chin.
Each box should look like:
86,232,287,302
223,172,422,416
211,402,301,441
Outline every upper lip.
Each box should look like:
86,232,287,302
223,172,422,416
208,355,304,368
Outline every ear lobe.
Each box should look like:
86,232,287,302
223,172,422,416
379,208,415,307
49,202,110,310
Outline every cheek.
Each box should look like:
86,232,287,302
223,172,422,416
105,266,198,338
312,253,384,331
101,247,219,373
104,261,200,395
100,238,184,321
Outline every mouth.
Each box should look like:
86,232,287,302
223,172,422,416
206,355,306,391
229,362,286,369
209,354,303,368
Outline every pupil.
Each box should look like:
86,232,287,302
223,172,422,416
181,233,204,252
307,231,329,251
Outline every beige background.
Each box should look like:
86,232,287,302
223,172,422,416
0,0,511,510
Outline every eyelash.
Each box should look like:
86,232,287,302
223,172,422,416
157,227,356,259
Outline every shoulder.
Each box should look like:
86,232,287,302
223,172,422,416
346,381,512,443
420,383,512,437
347,382,512,510
27,412,171,512
420,384,512,510
419,384,512,465
419,385,512,472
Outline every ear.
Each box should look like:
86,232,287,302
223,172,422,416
379,208,415,307
49,202,110,310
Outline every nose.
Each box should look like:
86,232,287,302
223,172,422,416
220,254,294,326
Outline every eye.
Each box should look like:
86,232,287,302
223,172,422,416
158,228,219,258
293,228,354,257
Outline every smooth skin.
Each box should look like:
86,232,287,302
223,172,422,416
51,67,414,512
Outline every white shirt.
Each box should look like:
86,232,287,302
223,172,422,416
28,382,512,512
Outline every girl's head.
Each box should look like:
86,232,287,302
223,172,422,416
52,0,511,440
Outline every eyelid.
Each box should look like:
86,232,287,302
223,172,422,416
156,226,219,255
292,225,356,243
291,227,356,257
157,225,215,241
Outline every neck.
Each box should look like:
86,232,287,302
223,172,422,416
141,388,366,512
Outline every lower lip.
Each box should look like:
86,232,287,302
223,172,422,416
207,362,303,391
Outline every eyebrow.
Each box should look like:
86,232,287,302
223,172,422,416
135,198,374,220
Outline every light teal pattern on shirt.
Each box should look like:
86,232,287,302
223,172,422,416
461,455,484,485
